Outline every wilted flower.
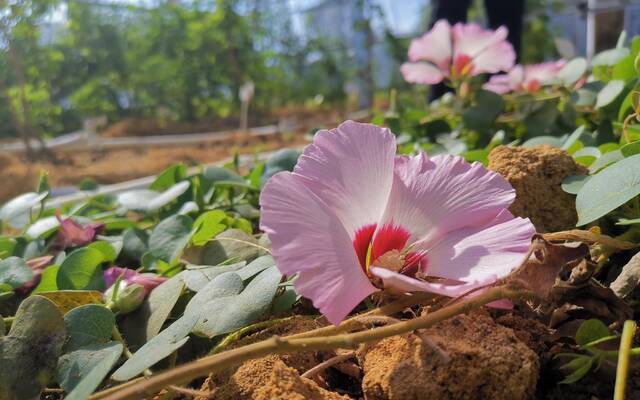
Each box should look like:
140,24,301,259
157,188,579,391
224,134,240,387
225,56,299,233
401,20,515,85
484,60,566,94
260,121,535,324
52,213,104,249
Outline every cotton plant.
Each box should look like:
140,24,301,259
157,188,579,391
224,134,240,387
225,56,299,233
260,120,536,324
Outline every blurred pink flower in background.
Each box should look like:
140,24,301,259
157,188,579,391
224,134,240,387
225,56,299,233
260,121,535,324
484,60,566,94
52,213,104,249
401,20,516,85
103,266,166,295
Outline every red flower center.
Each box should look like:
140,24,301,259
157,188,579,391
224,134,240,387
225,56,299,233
453,54,474,76
353,223,427,278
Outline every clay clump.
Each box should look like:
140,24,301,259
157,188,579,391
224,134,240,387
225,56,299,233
488,145,587,232
359,311,539,400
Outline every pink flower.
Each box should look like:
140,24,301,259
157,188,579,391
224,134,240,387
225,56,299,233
52,213,104,249
484,60,566,94
401,20,516,85
260,121,535,324
103,267,166,295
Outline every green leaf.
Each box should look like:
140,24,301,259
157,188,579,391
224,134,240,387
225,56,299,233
621,140,640,157
558,58,587,86
237,255,276,281
588,149,624,174
576,153,640,225
87,240,118,262
575,319,610,347
0,257,33,289
201,229,260,265
32,265,59,294
192,266,282,338
150,163,187,190
559,355,593,384
57,341,123,400
148,214,194,264
462,89,505,131
184,272,244,317
63,305,115,352
0,237,17,258
142,274,185,340
265,148,301,172
191,210,227,246
561,125,586,151
0,192,48,228
462,149,489,165
616,217,640,225
0,296,65,400
111,314,198,381
592,48,630,66
117,181,190,213
522,136,566,148
57,248,105,290
561,175,591,195
572,147,601,166
596,80,625,109
121,228,149,261
181,262,246,292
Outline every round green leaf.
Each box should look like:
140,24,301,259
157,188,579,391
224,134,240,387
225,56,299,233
57,248,105,290
575,319,610,347
148,214,194,264
621,140,640,157
58,341,123,400
0,257,33,289
561,175,591,195
576,153,640,225
63,305,115,352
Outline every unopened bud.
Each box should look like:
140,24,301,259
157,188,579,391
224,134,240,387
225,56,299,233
105,283,145,314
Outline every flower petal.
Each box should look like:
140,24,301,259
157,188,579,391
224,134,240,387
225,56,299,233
407,20,451,71
378,153,515,245
291,121,396,237
523,60,566,86
401,62,445,85
425,210,536,282
260,172,377,325
369,266,490,297
469,40,516,75
483,74,513,94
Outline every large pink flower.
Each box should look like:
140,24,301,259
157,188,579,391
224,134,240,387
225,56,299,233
260,121,535,324
401,20,516,85
484,60,566,94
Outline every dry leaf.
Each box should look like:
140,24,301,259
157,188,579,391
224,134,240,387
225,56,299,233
609,251,640,298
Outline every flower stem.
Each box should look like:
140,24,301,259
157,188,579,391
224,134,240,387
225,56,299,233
614,320,637,400
95,285,523,400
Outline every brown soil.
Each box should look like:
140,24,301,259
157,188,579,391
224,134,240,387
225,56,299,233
488,145,588,233
359,310,539,400
0,132,306,203
199,316,335,400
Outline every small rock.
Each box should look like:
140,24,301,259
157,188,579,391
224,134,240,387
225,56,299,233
488,145,587,232
360,311,539,400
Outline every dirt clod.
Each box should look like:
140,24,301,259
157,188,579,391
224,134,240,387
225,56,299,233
488,145,587,232
360,311,539,400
